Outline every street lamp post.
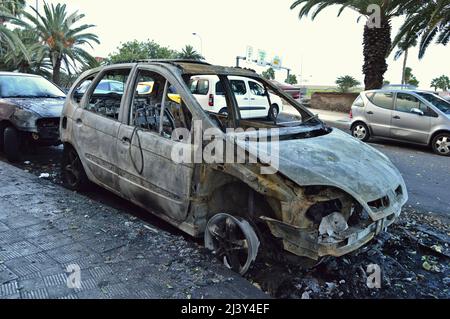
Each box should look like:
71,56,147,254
192,32,203,56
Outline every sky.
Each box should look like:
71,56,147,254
26,0,449,89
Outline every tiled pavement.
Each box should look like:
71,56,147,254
0,161,267,299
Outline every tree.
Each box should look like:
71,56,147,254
431,75,450,91
0,0,25,18
393,0,450,59
21,3,100,85
336,75,361,93
107,40,178,64
285,74,298,85
394,35,417,85
0,28,51,75
177,45,203,60
262,67,275,80
0,1,27,57
404,67,419,87
290,1,410,90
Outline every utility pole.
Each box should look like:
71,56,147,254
192,33,203,56
236,56,246,67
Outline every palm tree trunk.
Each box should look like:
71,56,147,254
362,20,391,90
52,57,62,85
401,49,408,85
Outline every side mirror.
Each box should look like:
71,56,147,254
411,108,424,116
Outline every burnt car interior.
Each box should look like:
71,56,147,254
130,70,192,140
87,69,130,120
183,73,331,140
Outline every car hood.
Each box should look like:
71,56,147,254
240,129,406,206
7,98,65,118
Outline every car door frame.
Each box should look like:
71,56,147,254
228,77,251,118
248,79,271,118
117,64,198,225
73,64,136,192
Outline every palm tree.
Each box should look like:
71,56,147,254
290,0,411,90
404,67,419,87
336,75,361,93
0,0,27,56
393,35,417,85
178,45,203,60
21,2,100,85
431,75,450,91
0,0,25,19
262,67,275,80
393,0,450,59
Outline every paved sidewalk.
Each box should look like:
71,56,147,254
0,162,267,299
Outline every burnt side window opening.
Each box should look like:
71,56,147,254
86,69,131,121
72,74,98,104
131,70,192,139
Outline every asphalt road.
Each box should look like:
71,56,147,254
329,121,450,217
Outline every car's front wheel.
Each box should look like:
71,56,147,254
431,133,450,156
61,145,89,191
268,104,279,121
205,213,260,275
4,126,21,162
351,122,370,142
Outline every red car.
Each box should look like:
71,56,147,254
270,80,304,101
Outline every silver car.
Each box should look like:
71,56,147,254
60,61,408,274
350,89,450,156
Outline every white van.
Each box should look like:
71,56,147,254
189,75,283,120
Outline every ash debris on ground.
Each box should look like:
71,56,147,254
247,208,449,299
4,148,450,299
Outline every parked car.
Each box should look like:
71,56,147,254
77,79,124,95
189,75,283,120
270,80,304,102
350,89,450,156
60,60,407,274
0,72,66,162
137,81,181,104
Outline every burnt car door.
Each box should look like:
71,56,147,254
72,67,132,190
116,67,195,222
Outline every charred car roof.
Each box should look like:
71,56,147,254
93,60,259,78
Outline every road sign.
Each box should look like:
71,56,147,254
246,46,254,62
272,56,282,70
257,50,267,66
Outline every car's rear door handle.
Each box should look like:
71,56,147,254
393,115,401,120
367,111,374,115
76,118,82,124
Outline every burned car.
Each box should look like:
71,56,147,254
60,60,408,274
0,72,65,162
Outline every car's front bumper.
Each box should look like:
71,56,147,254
261,208,401,261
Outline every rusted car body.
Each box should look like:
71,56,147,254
60,60,408,274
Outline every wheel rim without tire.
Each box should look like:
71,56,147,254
353,125,367,140
436,136,450,155
205,214,259,275
64,149,82,187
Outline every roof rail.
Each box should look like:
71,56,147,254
135,59,211,66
